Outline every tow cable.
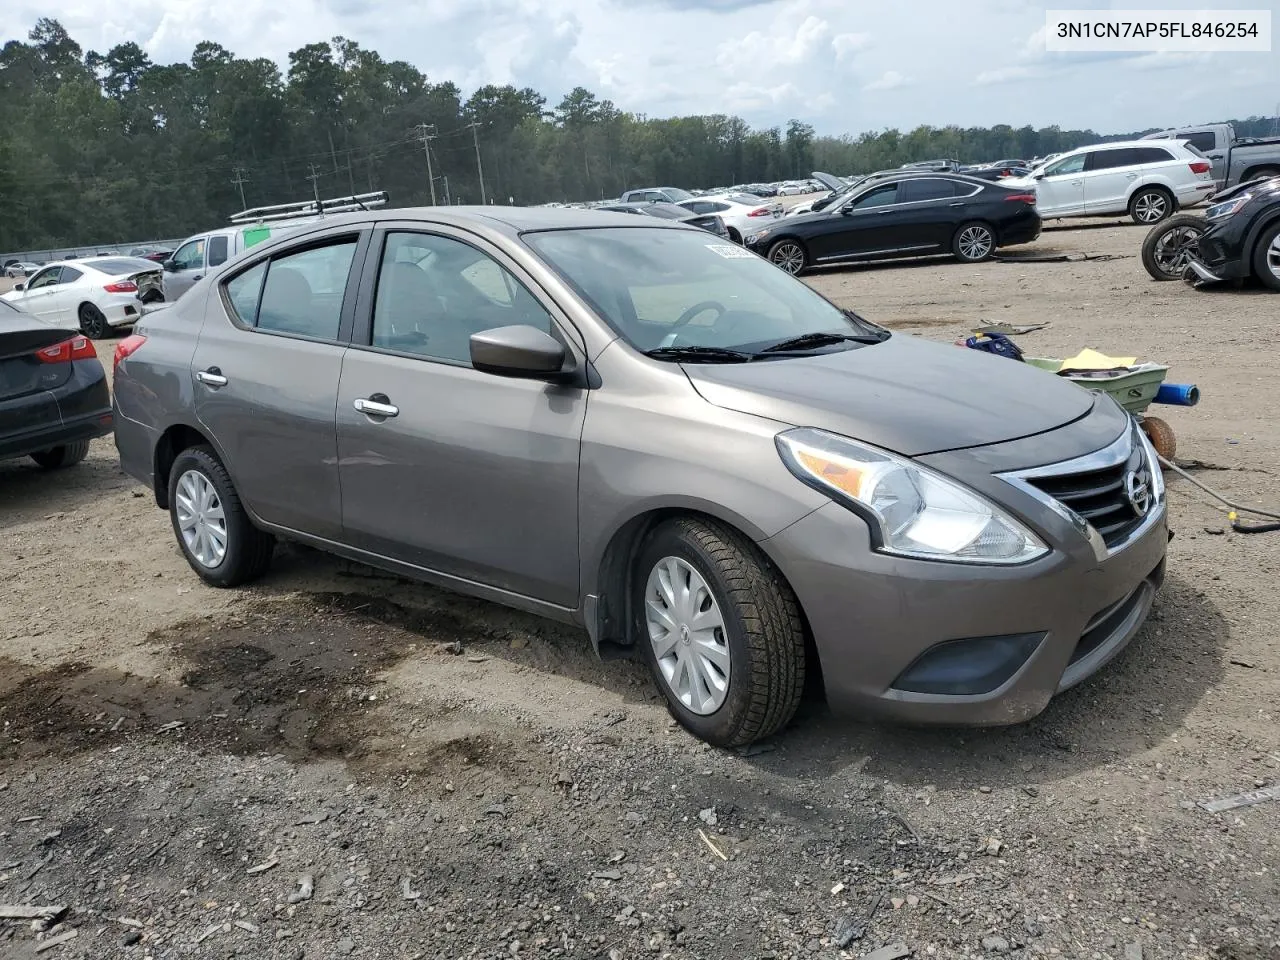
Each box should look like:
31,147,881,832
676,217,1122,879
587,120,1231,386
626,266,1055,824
1159,455,1280,534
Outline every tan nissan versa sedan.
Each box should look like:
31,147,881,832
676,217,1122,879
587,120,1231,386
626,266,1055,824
112,207,1168,747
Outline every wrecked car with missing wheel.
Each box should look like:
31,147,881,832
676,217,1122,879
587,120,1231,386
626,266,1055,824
111,207,1166,747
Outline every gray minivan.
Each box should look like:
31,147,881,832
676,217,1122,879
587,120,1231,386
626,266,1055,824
112,207,1168,746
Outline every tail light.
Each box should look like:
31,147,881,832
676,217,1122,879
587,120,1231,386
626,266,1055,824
1189,161,1212,175
1003,193,1037,203
113,334,147,373
36,335,97,364
104,279,139,293
748,207,771,217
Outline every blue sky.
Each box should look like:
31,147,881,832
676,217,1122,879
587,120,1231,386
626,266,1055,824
6,0,1277,135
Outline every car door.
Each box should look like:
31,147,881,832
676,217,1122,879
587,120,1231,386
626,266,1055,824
15,267,68,325
1081,148,1141,215
811,182,904,261
41,265,85,327
164,237,208,300
191,228,369,540
335,226,588,608
894,178,968,251
1032,153,1087,216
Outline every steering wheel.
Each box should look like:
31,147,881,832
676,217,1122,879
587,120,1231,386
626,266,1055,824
672,300,727,330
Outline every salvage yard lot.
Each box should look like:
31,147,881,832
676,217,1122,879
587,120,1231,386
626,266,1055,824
1,219,1277,959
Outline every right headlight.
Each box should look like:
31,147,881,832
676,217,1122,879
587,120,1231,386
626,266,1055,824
1205,194,1250,220
776,427,1048,565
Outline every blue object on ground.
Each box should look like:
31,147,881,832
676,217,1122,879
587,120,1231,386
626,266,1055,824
1154,383,1200,407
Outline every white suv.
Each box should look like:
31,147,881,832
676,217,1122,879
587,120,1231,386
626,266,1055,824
1007,140,1216,224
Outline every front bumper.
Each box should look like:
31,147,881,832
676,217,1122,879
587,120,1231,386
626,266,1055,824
762,414,1168,725
1193,219,1253,281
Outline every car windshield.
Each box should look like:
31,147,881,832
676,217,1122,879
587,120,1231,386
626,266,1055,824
524,227,885,357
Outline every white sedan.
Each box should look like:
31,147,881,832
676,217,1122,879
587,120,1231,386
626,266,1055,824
1,256,164,338
677,193,785,243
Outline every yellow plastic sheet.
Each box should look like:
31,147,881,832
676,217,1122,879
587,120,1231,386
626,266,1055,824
1059,348,1137,370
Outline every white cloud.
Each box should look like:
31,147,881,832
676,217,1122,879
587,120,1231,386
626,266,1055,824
832,31,870,61
863,69,909,91
973,65,1036,86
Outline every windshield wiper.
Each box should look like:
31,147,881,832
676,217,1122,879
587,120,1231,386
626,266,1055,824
643,345,756,363
759,331,883,354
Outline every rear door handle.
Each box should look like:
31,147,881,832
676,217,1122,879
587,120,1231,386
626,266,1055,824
196,367,228,387
353,396,399,419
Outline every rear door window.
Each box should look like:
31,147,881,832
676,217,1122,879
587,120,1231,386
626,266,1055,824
256,241,359,340
207,235,230,267
900,178,957,202
1183,131,1217,153
59,267,82,283
1086,149,1139,171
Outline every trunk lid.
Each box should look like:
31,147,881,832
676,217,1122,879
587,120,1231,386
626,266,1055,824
0,319,74,424
683,334,1095,457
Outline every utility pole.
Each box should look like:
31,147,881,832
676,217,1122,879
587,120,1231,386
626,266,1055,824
230,168,250,209
416,123,438,206
442,175,450,205
468,121,487,204
306,164,323,212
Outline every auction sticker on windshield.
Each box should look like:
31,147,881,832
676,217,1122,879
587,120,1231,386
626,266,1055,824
706,244,756,259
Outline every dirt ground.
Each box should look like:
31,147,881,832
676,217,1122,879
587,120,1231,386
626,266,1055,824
1,219,1277,960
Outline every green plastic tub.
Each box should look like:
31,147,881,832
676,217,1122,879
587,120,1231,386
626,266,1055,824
1025,358,1170,415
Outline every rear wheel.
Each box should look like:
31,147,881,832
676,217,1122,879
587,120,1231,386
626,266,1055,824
726,227,742,244
767,239,807,275
168,446,274,587
952,221,996,262
634,517,806,747
78,304,109,339
1130,187,1173,225
1141,214,1206,281
30,440,90,469
1250,221,1280,292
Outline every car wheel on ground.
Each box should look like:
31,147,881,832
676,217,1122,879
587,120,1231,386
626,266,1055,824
168,446,275,587
726,227,742,244
952,222,996,262
767,239,807,275
634,517,806,747
1141,214,1206,281
30,440,91,470
1130,188,1173,225
1250,220,1280,292
78,304,109,339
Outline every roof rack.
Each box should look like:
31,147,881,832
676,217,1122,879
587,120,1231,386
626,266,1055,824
228,190,389,224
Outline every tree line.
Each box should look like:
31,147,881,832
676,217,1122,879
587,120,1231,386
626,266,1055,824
1,18,1276,251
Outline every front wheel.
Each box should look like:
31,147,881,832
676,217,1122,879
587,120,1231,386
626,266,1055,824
168,446,274,587
1141,214,1206,281
952,221,996,262
767,239,808,275
1251,220,1280,292
78,304,109,339
1130,188,1173,225
634,517,806,747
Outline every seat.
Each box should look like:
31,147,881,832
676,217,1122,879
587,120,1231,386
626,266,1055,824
258,267,314,334
374,262,438,352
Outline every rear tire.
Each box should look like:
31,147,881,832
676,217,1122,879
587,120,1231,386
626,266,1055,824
1141,214,1206,281
726,227,742,244
1130,187,1173,225
633,517,806,747
30,440,90,469
1250,221,1280,292
952,221,996,262
78,304,109,339
168,445,274,588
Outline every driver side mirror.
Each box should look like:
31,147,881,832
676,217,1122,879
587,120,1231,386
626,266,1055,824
163,259,179,272
1033,172,1046,180
13,282,24,291
470,325,572,382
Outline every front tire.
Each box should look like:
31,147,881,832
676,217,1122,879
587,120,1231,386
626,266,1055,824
168,446,274,587
78,304,109,339
1251,220,1280,292
634,517,806,747
767,239,807,275
1130,188,1173,225
952,221,996,262
1141,214,1206,281
31,440,90,469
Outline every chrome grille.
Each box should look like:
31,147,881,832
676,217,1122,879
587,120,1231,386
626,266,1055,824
1026,439,1148,548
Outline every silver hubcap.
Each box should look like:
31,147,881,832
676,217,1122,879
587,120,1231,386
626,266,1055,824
175,469,228,568
1266,234,1280,281
771,243,804,274
1153,225,1203,276
958,226,993,260
1135,193,1167,223
644,556,730,715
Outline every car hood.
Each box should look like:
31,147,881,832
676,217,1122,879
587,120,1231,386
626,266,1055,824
810,171,845,192
683,334,1095,457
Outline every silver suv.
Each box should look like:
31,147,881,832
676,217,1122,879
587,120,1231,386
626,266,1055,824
112,207,1168,746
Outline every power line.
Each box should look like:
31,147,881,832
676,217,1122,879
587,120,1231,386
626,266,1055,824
416,123,438,206
305,164,323,209
468,121,487,205
230,167,250,209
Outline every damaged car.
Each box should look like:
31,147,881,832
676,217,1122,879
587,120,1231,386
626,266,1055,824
1,256,164,338
1183,175,1280,291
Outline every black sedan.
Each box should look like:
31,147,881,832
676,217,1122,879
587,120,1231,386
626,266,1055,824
596,201,729,238
1188,175,1280,291
1,299,112,469
744,173,1041,274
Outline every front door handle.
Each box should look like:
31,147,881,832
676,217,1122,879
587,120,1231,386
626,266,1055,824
353,395,399,419
1126,172,1138,179
196,367,228,387
949,201,965,207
